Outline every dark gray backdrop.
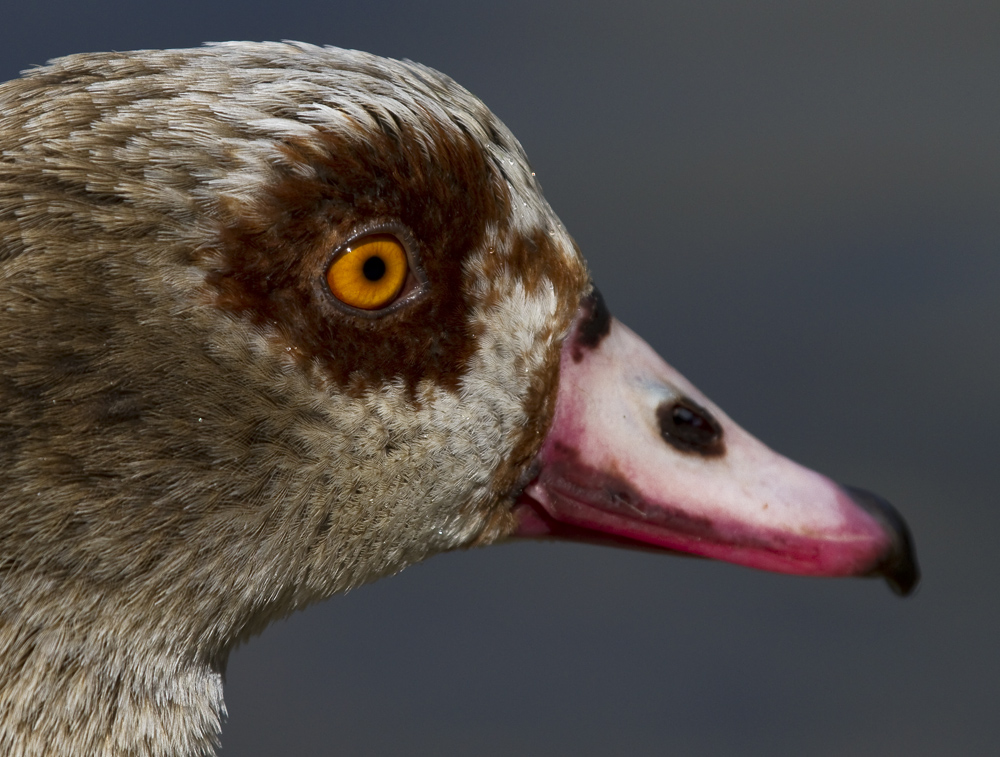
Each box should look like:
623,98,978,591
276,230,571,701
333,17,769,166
3,2,997,755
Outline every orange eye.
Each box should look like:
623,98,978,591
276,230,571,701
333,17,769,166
326,234,409,311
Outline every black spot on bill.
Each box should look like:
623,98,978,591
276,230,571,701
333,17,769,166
657,397,724,457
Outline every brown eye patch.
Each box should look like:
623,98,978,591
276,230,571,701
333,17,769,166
203,116,513,398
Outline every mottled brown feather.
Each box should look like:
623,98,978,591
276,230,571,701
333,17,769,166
0,42,589,756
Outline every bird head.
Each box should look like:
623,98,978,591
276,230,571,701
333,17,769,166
0,41,916,754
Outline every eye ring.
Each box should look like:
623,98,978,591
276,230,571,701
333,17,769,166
323,228,424,316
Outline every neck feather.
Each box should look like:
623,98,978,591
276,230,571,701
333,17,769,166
0,614,225,757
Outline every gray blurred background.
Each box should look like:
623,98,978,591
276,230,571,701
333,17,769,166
3,2,997,755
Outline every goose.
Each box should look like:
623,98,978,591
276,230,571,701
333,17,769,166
0,41,918,756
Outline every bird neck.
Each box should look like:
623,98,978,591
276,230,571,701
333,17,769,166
0,606,227,756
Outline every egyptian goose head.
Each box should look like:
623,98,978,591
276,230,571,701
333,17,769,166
0,42,917,756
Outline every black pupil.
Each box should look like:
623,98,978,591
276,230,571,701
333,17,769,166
363,255,386,282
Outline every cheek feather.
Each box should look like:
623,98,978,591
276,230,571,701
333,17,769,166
461,230,589,537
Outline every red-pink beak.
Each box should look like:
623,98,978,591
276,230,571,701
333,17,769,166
514,290,919,596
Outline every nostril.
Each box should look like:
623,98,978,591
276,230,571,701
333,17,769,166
657,398,725,456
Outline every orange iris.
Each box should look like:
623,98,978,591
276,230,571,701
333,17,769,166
326,234,408,310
